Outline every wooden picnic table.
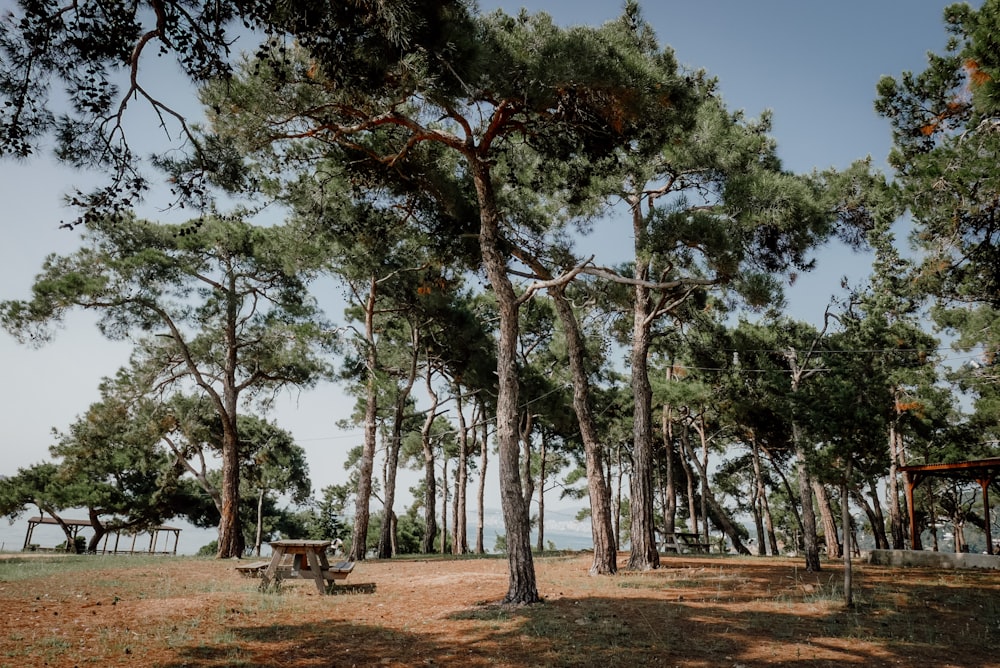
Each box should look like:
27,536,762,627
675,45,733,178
663,531,711,554
259,539,355,595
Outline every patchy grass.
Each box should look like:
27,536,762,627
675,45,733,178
1,551,999,666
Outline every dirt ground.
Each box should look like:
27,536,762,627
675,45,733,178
2,551,1000,667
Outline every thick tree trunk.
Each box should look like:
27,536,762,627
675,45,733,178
813,480,841,559
472,162,539,604
793,421,821,571
216,416,244,558
350,282,379,562
87,508,106,554
626,191,659,571
550,289,617,574
627,281,659,571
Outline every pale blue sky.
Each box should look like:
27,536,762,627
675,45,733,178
0,1,969,523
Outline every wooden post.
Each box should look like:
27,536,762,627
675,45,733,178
979,477,993,555
905,472,920,550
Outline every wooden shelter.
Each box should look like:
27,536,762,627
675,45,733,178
899,457,1000,555
23,516,181,555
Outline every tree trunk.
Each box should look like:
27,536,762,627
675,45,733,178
87,508,106,554
887,420,906,549
791,420,821,571
441,456,448,555
520,412,535,508
627,279,659,570
453,387,469,555
472,161,539,604
476,399,488,555
420,365,439,554
842,460,854,607
750,434,768,555
216,414,244,558
378,324,419,559
813,480,841,559
679,426,699,533
614,444,623,553
536,433,547,552
680,423,751,555
661,407,676,542
550,289,617,573
761,444,805,550
254,487,265,557
696,414,711,544
378,417,402,559
865,477,890,549
349,280,379,562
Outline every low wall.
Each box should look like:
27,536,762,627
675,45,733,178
863,549,1000,570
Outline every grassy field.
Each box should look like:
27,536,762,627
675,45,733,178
1,550,998,667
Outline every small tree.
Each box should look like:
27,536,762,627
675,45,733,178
1,215,335,557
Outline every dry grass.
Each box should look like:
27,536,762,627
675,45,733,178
1,551,999,667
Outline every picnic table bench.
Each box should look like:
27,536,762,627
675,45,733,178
662,531,711,554
239,540,355,594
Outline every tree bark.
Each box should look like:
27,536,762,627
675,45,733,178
349,280,379,562
680,422,751,554
793,420,821,571
842,460,854,607
887,420,906,549
475,400,488,555
550,289,616,574
453,387,470,555
87,508,106,554
471,159,539,604
378,324,419,559
441,456,449,555
254,487,265,557
661,405,676,542
216,417,244,558
865,478,890,549
420,364,439,554
813,480,841,559
750,434,768,555
679,425,699,534
536,433,547,553
625,190,659,571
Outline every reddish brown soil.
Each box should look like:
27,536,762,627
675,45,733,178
1,552,999,667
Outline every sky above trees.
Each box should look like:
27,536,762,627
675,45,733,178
0,0,975,514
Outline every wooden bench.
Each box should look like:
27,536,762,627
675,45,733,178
235,560,271,577
662,532,711,554
321,560,356,581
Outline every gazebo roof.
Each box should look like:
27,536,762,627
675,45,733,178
899,457,1000,483
899,457,1000,553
